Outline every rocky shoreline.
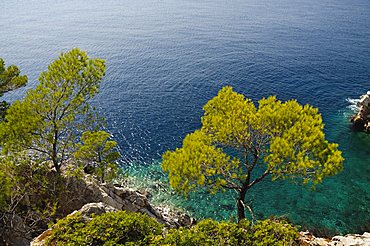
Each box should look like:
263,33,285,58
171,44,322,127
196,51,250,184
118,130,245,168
31,202,370,246
3,173,193,246
28,176,194,246
300,231,370,246
31,201,193,246
3,170,369,246
351,91,370,132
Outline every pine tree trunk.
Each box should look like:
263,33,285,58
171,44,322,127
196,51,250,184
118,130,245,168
237,189,247,221
52,128,60,173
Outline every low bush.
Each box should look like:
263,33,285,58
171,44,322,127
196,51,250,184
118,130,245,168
152,218,299,246
150,219,252,246
46,211,164,246
249,219,299,245
46,212,299,246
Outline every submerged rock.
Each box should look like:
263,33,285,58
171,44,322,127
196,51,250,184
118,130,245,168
351,91,370,132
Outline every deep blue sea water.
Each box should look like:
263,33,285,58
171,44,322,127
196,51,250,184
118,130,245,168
1,0,369,234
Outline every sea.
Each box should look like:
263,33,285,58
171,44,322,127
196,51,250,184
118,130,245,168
0,0,369,235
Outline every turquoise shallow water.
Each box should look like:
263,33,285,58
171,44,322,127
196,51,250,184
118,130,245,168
127,109,370,235
0,0,369,235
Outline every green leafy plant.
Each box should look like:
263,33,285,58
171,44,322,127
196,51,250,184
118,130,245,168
0,153,62,240
0,48,106,173
74,130,121,183
249,219,299,245
0,58,27,120
0,170,11,209
151,218,298,246
46,211,298,246
46,211,164,246
162,86,344,221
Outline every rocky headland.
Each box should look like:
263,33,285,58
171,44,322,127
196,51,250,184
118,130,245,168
3,173,193,246
351,91,370,132
4,170,369,246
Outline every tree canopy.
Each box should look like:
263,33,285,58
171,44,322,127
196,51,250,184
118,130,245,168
0,48,106,173
74,130,121,183
0,58,28,120
0,59,27,208
0,50,113,241
162,86,344,221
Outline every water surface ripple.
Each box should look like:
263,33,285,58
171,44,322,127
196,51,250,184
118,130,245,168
1,0,369,234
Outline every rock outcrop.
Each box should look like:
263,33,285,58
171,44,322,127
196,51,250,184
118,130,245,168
62,175,193,228
31,202,117,246
28,173,370,246
74,202,117,220
351,91,370,132
300,231,370,246
30,175,194,245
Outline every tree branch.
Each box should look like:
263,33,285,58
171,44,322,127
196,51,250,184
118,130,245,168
248,169,270,189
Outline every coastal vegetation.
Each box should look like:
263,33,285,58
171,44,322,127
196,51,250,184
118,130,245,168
45,211,299,246
0,49,346,245
0,57,28,121
0,58,28,216
0,48,106,174
162,86,344,221
46,211,164,246
0,49,120,243
74,130,121,183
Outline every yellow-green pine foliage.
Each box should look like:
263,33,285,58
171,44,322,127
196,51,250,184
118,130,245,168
0,58,27,95
162,86,343,194
0,48,106,172
74,130,121,182
0,58,28,120
0,152,60,220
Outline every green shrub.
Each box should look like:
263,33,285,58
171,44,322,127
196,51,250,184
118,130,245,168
151,219,252,246
46,212,86,245
250,219,299,246
46,212,299,246
46,211,164,246
151,218,298,246
0,170,10,209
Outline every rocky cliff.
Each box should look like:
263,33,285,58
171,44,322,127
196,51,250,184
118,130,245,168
6,171,370,246
351,91,370,132
4,174,193,246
